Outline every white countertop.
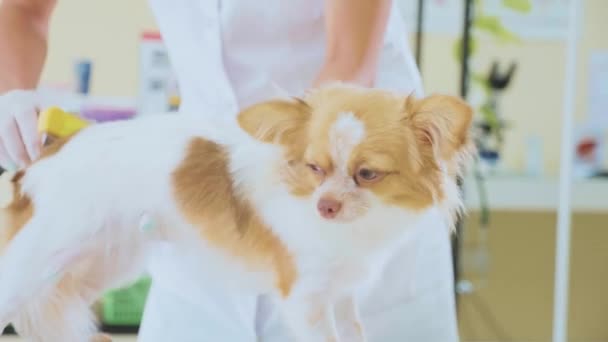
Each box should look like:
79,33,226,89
463,174,608,212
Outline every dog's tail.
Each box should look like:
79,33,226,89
0,170,32,252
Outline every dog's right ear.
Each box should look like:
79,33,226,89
237,98,311,145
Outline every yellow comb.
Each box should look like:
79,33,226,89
38,107,90,139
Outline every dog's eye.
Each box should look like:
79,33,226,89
358,168,377,180
355,168,384,185
306,163,325,176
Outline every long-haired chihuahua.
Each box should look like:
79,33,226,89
0,83,473,341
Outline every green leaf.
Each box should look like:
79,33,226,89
474,15,521,43
502,0,532,13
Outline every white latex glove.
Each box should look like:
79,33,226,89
0,90,44,170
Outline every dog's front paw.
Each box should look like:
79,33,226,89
335,296,366,342
337,322,366,342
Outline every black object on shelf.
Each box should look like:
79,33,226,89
488,60,517,90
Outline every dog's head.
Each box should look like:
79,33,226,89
238,83,474,227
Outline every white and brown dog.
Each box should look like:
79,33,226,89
0,83,473,341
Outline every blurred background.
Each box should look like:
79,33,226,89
3,0,608,341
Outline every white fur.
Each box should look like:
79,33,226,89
329,111,366,171
314,112,368,221
0,110,446,342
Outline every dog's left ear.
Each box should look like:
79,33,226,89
404,94,473,160
237,98,311,145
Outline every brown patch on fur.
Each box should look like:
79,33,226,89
172,138,297,296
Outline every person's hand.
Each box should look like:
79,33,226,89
0,90,43,171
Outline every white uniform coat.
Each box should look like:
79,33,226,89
138,1,459,341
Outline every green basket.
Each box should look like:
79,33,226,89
101,277,152,326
